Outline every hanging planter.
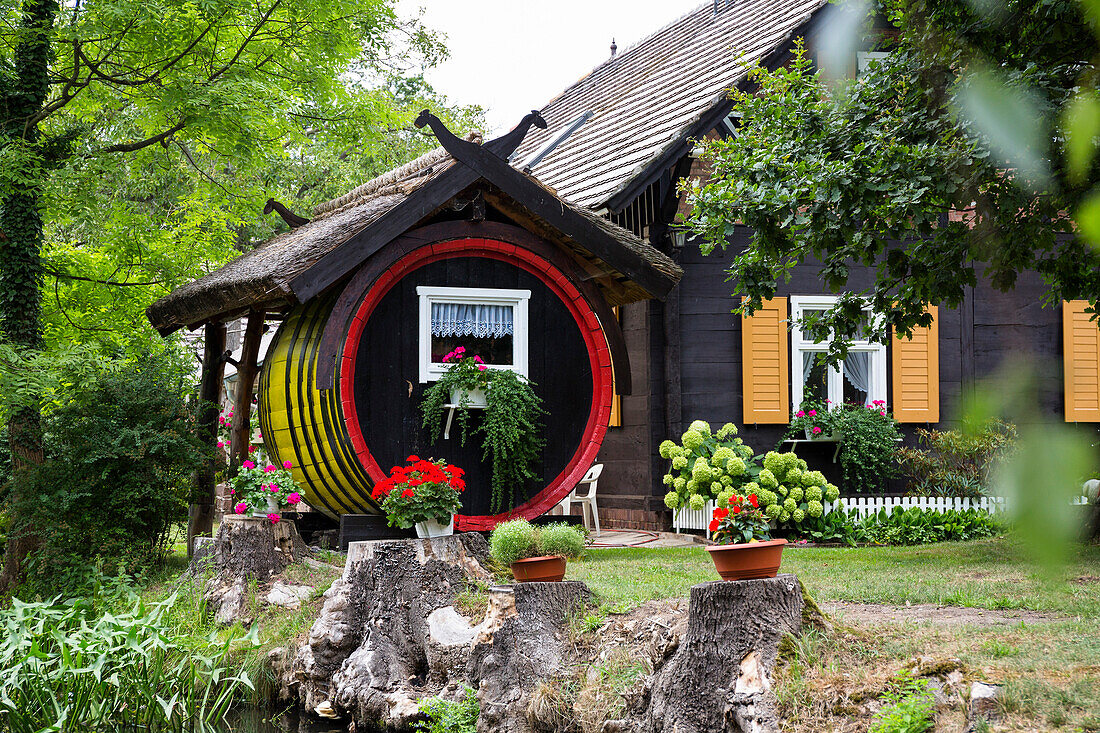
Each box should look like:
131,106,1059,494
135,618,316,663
449,386,488,409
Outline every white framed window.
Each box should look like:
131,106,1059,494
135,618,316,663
790,295,887,410
417,286,530,383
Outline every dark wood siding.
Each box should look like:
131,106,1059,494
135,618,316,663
354,256,592,516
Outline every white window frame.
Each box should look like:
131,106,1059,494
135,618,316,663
417,286,530,383
789,295,887,411
857,51,890,77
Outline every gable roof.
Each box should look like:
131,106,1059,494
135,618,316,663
510,0,828,211
146,132,682,336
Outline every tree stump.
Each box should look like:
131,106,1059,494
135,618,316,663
630,575,804,733
288,536,591,732
201,515,303,624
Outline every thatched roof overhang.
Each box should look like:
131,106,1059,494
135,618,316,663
147,120,682,336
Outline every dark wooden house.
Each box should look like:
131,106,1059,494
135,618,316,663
509,0,1100,530
147,113,681,532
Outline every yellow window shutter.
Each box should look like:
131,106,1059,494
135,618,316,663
742,298,790,424
891,306,939,423
1063,300,1100,422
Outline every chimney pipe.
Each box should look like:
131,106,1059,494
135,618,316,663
610,38,617,58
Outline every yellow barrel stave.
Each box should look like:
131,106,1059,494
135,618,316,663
257,295,379,518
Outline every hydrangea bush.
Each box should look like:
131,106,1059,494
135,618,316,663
660,420,840,531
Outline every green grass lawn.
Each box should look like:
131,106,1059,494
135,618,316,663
571,538,1100,731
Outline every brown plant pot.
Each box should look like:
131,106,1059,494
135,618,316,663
705,539,787,581
511,555,567,583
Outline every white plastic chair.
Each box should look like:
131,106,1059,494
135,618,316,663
571,464,603,536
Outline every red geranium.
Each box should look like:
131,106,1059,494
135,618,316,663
709,492,772,545
376,456,467,529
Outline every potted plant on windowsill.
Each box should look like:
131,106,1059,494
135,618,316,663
421,348,546,514
372,456,466,538
488,518,586,582
229,459,304,524
789,399,842,440
705,492,787,580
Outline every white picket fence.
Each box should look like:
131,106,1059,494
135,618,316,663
673,494,1090,538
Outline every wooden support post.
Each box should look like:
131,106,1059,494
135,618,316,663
229,309,265,472
189,321,227,558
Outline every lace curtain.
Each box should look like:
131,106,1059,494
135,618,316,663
843,351,871,398
431,303,514,338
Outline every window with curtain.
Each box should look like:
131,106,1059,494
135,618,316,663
417,286,531,382
790,296,887,410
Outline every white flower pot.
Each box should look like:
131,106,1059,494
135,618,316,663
415,515,455,538
254,496,280,518
450,387,488,409
804,427,842,440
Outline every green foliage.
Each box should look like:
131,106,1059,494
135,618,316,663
374,457,465,528
422,354,546,514
834,404,904,494
869,672,935,733
859,507,1006,546
10,349,204,597
489,519,586,567
414,687,479,733
489,518,537,567
685,15,1100,361
537,522,587,559
789,507,866,547
0,593,255,732
896,420,1017,497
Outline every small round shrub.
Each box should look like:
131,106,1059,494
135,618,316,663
537,523,586,559
489,519,536,566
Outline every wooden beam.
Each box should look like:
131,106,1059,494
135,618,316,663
289,163,482,303
229,309,265,472
188,321,227,558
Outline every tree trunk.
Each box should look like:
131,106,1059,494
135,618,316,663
188,321,227,557
628,575,804,733
201,515,303,624
0,0,61,596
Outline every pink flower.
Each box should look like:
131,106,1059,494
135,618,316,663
825,399,831,404
267,513,280,524
288,492,301,504
270,485,279,492
258,432,263,439
477,365,487,371
873,399,885,406
217,440,224,448
867,403,874,409
264,464,275,473
880,410,886,416
796,410,805,417
230,489,235,495
807,409,817,417
812,426,822,435
474,355,484,364
455,346,466,354
219,417,225,425
283,460,293,469
243,460,255,469
227,411,233,417
234,502,247,514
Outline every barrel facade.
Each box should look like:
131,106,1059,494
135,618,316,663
258,234,614,530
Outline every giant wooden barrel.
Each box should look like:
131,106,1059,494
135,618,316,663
257,228,614,530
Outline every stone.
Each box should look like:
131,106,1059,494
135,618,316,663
966,681,1003,732
267,581,315,608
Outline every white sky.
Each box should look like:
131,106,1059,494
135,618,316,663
397,0,707,134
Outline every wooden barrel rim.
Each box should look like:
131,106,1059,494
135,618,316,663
338,237,613,531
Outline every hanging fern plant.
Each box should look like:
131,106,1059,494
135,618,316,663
421,348,545,513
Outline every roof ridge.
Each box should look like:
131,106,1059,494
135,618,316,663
312,132,483,218
538,2,712,112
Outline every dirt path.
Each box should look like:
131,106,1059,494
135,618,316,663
823,600,1060,626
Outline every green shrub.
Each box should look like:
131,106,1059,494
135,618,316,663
10,349,205,598
415,687,479,733
788,507,866,546
895,420,1017,497
537,522,586,559
869,672,935,733
860,507,1005,546
489,518,537,566
834,403,903,494
0,593,252,731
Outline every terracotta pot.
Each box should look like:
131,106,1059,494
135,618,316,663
705,539,787,581
511,555,567,583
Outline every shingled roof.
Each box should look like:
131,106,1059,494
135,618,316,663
510,0,828,211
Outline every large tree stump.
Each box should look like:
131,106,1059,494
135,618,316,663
629,575,804,733
288,536,591,732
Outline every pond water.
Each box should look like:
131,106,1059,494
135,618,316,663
219,708,356,733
